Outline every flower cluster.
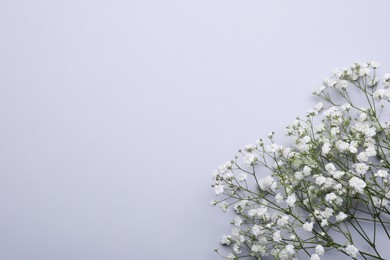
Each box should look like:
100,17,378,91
211,61,390,259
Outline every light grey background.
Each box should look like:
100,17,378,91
1,1,390,259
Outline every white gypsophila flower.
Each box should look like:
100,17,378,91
341,103,351,111
294,171,304,180
303,222,313,232
248,207,269,218
285,245,295,255
365,146,377,157
357,152,368,162
251,244,266,255
233,200,248,213
321,207,334,219
275,193,284,204
258,176,277,191
359,66,370,76
354,163,369,175
237,172,247,182
226,253,236,260
220,202,229,213
370,61,381,69
251,225,263,236
244,144,255,152
243,153,257,166
349,176,367,193
375,169,388,178
373,88,390,101
315,123,325,133
335,79,349,90
346,245,359,258
273,230,282,242
233,243,241,254
303,166,312,175
321,142,331,155
382,73,390,88
349,141,358,153
335,211,348,222
214,184,224,195
286,194,296,207
330,127,339,136
315,245,324,255
325,192,337,203
220,235,232,245
325,163,336,173
310,253,320,260
313,85,326,95
332,170,345,179
266,143,280,153
233,216,242,227
320,219,328,227
315,102,324,110
315,176,326,186
277,215,289,227
336,140,350,152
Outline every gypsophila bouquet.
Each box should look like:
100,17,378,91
211,62,390,260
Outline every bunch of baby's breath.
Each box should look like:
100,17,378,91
211,62,390,260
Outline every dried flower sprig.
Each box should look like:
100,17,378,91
211,61,390,260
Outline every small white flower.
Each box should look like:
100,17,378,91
313,85,326,95
375,169,388,178
277,215,289,227
320,219,328,227
251,225,263,236
325,163,336,173
303,222,313,232
346,244,359,258
286,195,296,207
310,254,320,260
294,171,304,180
243,153,257,166
354,163,369,175
214,184,224,195
341,103,351,111
321,207,334,219
382,73,390,88
335,80,349,90
349,176,366,193
285,245,295,255
273,230,282,242
220,202,229,213
303,166,312,175
332,170,345,179
322,142,331,155
259,176,277,191
357,152,368,162
325,192,337,203
315,245,325,255
275,193,284,204
315,102,324,111
370,61,380,69
266,143,280,153
220,235,232,245
335,211,348,222
315,176,326,186
237,172,248,182
233,216,243,227
336,140,350,152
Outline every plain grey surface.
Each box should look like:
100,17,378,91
1,1,390,259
